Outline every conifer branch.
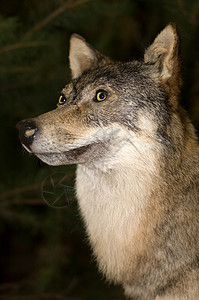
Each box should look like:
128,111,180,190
0,41,59,54
0,66,34,73
177,0,199,26
191,1,199,26
22,0,90,40
0,182,43,200
0,78,52,91
177,0,189,19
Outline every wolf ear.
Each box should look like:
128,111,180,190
144,23,181,98
69,34,112,79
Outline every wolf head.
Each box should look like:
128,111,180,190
16,23,182,167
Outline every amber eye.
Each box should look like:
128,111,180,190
58,94,66,105
95,90,108,102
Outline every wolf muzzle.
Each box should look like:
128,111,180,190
16,119,37,151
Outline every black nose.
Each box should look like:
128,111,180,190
16,119,38,150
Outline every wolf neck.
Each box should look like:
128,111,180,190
76,142,160,282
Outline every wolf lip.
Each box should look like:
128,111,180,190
35,144,93,157
33,142,103,166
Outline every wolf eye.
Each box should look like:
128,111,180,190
95,90,108,102
58,94,66,105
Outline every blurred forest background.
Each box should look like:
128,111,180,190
0,0,198,299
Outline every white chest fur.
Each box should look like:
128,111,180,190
76,142,159,282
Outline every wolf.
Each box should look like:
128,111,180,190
16,23,199,300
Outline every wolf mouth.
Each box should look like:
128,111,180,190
31,142,104,165
36,144,94,158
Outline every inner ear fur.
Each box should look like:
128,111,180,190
144,23,182,106
69,34,112,79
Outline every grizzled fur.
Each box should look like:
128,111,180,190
17,23,199,300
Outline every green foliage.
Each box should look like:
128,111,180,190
0,0,198,298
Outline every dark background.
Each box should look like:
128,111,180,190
0,1,198,299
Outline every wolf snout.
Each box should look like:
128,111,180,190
16,119,38,151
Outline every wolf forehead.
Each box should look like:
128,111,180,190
61,61,167,105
